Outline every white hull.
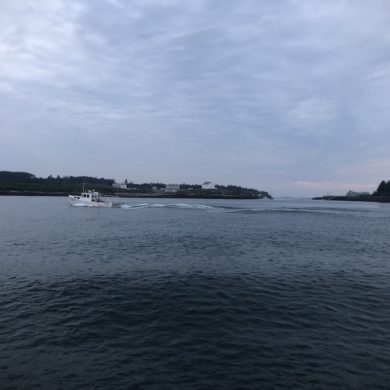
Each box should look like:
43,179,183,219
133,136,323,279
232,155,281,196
68,194,122,208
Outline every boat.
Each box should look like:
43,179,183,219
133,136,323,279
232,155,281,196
68,190,122,208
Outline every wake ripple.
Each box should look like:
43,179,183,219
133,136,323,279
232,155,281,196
120,203,216,210
115,204,378,217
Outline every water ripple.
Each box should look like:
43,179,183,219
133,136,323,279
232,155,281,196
1,272,390,389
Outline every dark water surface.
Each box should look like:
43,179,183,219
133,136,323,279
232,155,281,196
1,197,390,389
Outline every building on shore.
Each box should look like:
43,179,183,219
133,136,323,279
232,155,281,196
201,181,215,190
164,184,180,193
112,183,128,189
346,190,370,197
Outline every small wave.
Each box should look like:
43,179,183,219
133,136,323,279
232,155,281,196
120,203,216,210
229,207,358,215
2,272,390,389
120,203,149,209
71,203,97,207
169,203,215,210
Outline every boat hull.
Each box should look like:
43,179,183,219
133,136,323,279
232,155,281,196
68,195,121,208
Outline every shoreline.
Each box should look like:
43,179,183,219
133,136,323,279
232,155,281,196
0,190,271,200
313,195,390,203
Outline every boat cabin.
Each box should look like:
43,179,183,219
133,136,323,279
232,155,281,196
77,191,101,202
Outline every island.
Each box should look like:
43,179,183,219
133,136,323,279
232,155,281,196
313,180,390,203
0,171,272,200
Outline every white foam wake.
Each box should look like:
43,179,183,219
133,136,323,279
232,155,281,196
120,203,215,210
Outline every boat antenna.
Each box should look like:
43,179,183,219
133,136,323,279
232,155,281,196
83,177,85,193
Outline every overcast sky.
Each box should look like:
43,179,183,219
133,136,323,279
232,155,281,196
1,0,390,196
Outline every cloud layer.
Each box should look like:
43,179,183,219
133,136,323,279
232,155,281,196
1,0,390,196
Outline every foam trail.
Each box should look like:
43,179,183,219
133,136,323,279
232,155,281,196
120,203,216,210
120,203,149,209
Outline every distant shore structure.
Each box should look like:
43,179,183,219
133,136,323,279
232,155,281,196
346,190,370,197
164,184,180,193
202,181,215,190
0,171,272,199
112,182,128,189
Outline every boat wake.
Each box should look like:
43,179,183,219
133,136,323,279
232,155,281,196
70,202,121,208
120,203,216,210
69,202,217,210
71,203,101,207
120,204,339,213
72,202,365,217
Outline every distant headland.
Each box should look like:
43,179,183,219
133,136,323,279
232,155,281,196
313,180,390,203
0,171,272,200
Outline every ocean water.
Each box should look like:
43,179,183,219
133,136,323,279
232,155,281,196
1,196,390,389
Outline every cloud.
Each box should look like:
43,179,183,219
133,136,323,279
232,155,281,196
1,0,390,195
286,97,337,137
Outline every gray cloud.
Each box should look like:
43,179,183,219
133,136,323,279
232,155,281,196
1,0,390,196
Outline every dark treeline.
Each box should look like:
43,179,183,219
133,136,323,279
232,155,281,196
314,179,390,202
0,171,272,198
373,180,390,196
127,183,166,191
120,182,268,197
178,184,270,198
215,184,260,196
0,171,114,185
179,184,202,190
0,171,116,194
0,171,35,182
40,175,114,186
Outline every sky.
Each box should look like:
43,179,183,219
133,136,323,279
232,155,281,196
1,0,390,197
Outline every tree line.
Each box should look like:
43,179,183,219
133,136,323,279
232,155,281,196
0,171,272,198
373,180,390,196
0,171,114,185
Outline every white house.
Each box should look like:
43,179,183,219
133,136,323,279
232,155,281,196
201,181,215,190
112,183,128,189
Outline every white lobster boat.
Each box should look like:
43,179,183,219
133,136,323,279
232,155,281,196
68,190,122,208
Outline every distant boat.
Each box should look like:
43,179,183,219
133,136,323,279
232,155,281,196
68,190,122,208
